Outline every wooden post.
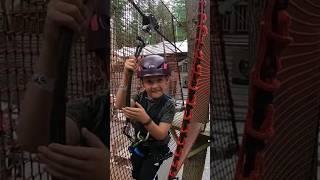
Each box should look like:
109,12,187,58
182,134,209,180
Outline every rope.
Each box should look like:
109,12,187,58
168,0,208,178
235,0,292,179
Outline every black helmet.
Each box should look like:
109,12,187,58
137,55,170,78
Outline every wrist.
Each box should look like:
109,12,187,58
31,73,56,93
118,84,127,91
121,76,129,85
142,118,152,126
123,69,130,77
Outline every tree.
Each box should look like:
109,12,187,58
172,0,187,41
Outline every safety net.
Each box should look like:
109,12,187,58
0,0,106,179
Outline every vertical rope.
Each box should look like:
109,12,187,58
235,0,293,179
168,0,208,178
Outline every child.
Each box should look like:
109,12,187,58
115,55,176,180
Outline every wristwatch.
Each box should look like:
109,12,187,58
31,73,55,93
118,84,127,90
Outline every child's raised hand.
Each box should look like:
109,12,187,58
122,102,150,124
45,0,95,42
124,57,137,73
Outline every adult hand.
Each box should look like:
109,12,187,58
38,128,108,180
122,102,150,124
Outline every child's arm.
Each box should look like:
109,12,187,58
122,102,175,140
142,122,171,141
17,0,89,152
114,58,136,109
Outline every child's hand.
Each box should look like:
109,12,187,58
124,58,137,74
45,0,94,42
122,102,150,124
37,128,108,180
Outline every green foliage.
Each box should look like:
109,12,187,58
172,0,187,41
112,0,187,49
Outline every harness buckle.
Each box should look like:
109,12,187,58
129,131,150,157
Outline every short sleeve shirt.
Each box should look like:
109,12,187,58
132,91,175,136
66,94,109,148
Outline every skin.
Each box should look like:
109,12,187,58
17,0,108,179
115,58,171,141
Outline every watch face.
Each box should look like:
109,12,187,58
31,74,54,92
39,77,45,84
34,75,47,85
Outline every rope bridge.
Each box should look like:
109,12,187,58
0,0,107,179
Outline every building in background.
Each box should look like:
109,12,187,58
219,0,250,85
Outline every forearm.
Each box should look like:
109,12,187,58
18,32,60,151
18,84,53,151
144,122,169,141
115,72,129,109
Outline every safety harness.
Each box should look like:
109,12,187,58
128,92,173,161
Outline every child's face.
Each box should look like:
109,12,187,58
141,76,169,99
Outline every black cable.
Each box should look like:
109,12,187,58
128,0,186,55
159,0,184,27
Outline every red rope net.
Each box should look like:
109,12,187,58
168,0,209,178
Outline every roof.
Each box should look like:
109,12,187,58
113,40,188,57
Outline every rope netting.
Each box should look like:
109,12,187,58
110,0,186,179
169,0,211,178
168,0,210,178
0,0,107,179
210,0,319,179
262,0,320,179
234,0,319,179
210,0,239,179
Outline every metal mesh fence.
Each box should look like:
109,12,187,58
0,0,106,179
110,0,186,179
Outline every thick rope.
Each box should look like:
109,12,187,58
235,0,293,179
168,0,208,178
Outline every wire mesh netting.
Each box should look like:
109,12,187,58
110,0,187,179
210,0,239,179
0,0,107,179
